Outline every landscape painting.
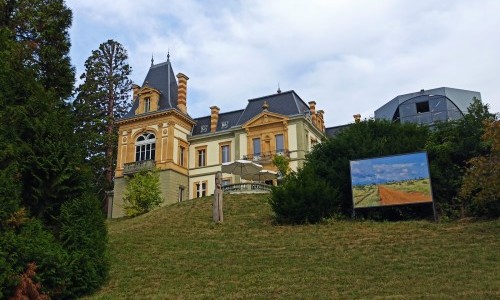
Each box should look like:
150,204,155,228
350,152,433,208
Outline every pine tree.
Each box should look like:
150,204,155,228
74,40,132,202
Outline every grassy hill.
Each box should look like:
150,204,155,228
87,194,499,299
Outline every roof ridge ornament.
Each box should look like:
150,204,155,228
151,53,154,66
277,82,281,94
167,49,170,61
262,101,269,111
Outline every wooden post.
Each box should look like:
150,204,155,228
213,171,224,223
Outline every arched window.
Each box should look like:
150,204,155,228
135,132,156,161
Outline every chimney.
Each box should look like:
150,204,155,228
308,101,317,126
132,84,140,100
176,73,189,114
210,106,220,132
353,114,361,123
317,110,325,132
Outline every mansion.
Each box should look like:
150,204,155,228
111,57,326,218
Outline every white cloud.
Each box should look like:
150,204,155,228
67,0,500,124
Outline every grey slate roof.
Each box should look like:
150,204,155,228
122,58,179,119
191,90,311,136
192,109,245,136
236,90,309,125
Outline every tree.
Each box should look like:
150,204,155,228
459,120,499,217
0,1,109,297
269,120,430,223
74,40,132,203
425,98,495,218
123,169,163,217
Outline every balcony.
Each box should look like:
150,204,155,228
123,159,155,175
242,149,290,164
222,183,272,194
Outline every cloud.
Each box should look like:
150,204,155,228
67,0,500,125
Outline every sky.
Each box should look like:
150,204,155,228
66,0,500,126
350,152,430,186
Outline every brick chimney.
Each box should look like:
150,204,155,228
353,114,361,123
210,106,220,132
176,73,189,114
317,110,325,132
308,101,317,126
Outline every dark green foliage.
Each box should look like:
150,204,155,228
270,165,340,224
59,195,109,297
124,169,163,217
307,119,429,216
0,1,109,297
0,219,70,299
74,40,132,201
426,98,495,218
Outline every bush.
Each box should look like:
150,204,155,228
0,219,70,299
269,165,341,224
307,119,429,217
123,169,163,217
59,194,109,298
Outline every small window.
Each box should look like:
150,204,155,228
222,179,231,186
178,187,184,202
253,138,261,156
198,149,206,167
196,182,207,198
221,121,229,129
275,134,284,153
144,97,151,113
201,125,208,133
416,101,430,113
221,145,230,163
179,146,186,167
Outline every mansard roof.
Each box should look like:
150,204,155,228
236,90,309,125
122,58,179,119
192,90,311,136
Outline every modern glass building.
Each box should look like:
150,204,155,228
374,87,481,125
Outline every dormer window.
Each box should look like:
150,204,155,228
221,121,229,129
144,97,151,113
201,125,208,133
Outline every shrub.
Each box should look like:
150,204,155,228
123,169,163,217
59,194,109,298
269,165,340,224
0,219,70,299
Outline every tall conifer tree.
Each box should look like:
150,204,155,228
74,40,132,201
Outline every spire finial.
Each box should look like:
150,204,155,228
277,82,281,94
167,49,170,60
151,53,154,66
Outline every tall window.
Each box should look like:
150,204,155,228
144,97,151,113
253,138,261,156
221,144,230,163
179,146,186,167
198,148,206,167
135,132,156,161
196,182,207,198
275,134,284,153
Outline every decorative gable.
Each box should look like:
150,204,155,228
242,111,288,130
135,86,161,115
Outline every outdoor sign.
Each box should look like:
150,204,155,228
350,152,433,209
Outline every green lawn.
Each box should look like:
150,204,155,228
87,194,499,299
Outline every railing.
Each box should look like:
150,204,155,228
242,149,290,163
123,159,155,175
222,183,272,194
